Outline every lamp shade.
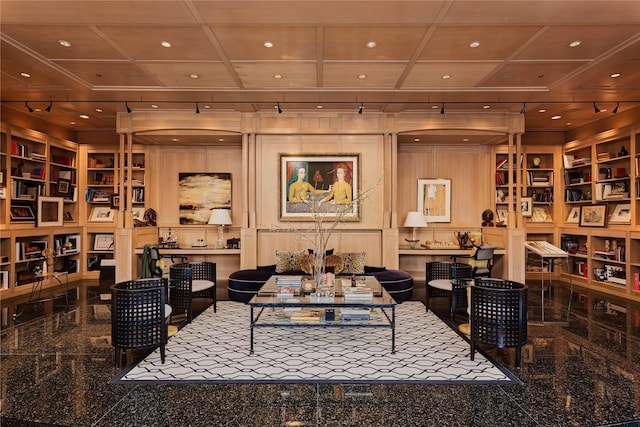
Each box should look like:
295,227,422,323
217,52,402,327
403,211,428,228
208,209,232,225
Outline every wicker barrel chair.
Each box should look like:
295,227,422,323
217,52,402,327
470,278,528,367
170,261,216,323
111,278,171,367
425,261,473,320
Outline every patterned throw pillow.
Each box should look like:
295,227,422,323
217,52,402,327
275,250,306,273
338,252,366,274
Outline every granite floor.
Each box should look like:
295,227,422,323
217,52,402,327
1,279,640,427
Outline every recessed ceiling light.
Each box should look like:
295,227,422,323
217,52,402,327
263,41,274,48
610,73,621,78
171,138,179,142
95,108,103,113
538,109,546,113
161,41,171,48
551,115,561,120
358,74,367,79
70,121,76,125
599,108,608,112
469,41,480,48
204,105,211,109
366,41,377,48
218,138,224,142
190,74,199,79
463,138,469,142
414,138,420,142
274,74,283,79
569,40,581,48
58,39,72,47
151,104,159,109
316,105,324,109
79,114,90,119
483,105,490,109
441,74,451,80
33,108,41,112
566,122,572,126
20,72,31,78
431,105,439,109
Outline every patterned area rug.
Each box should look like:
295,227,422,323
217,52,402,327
111,301,522,385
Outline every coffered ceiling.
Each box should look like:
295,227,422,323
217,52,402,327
1,0,639,136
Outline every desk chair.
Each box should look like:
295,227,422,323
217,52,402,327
469,245,497,278
425,261,473,320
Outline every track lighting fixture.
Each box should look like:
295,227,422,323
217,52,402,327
520,102,526,114
125,102,132,113
196,102,200,114
612,102,619,114
45,101,53,112
358,103,364,114
25,101,34,113
440,103,445,115
593,102,601,113
277,102,283,114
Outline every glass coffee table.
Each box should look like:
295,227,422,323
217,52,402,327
248,275,397,354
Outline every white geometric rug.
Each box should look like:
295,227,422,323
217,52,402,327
111,301,521,385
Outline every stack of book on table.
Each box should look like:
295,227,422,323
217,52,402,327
340,308,371,321
276,275,303,289
342,287,374,303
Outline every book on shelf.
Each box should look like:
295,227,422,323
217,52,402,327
496,158,508,169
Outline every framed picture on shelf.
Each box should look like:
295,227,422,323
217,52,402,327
580,204,607,227
521,197,533,217
496,209,507,224
111,194,120,209
93,234,114,251
609,203,631,223
57,179,70,195
10,205,35,221
566,206,581,224
279,154,360,222
417,178,451,223
89,206,115,222
63,210,74,222
132,207,145,221
37,196,64,227
593,268,606,281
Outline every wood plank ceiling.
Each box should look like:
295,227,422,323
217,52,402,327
1,0,639,143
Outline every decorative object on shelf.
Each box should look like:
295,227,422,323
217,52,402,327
89,206,115,222
143,208,157,226
178,172,231,224
403,211,428,248
618,146,628,156
279,154,360,221
609,203,631,223
37,196,64,227
417,178,451,223
481,209,494,227
209,208,232,248
579,204,607,227
532,157,541,168
521,197,533,217
57,179,70,195
454,231,474,249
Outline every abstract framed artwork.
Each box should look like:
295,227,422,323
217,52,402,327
580,204,607,227
179,173,231,224
279,154,360,221
37,196,64,227
417,178,451,223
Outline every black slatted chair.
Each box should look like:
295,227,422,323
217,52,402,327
111,278,171,367
425,261,472,320
470,245,497,278
470,278,528,367
170,261,216,323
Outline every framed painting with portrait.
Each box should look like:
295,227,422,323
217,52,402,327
417,178,451,223
279,154,360,221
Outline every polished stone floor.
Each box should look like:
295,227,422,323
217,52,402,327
1,279,640,427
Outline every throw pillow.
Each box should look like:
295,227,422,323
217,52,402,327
325,254,345,274
300,254,314,275
275,250,306,273
338,251,366,274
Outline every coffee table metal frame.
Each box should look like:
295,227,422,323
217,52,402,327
249,276,397,354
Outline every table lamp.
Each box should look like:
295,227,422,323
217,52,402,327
208,209,232,248
403,211,428,248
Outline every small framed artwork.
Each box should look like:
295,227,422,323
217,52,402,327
89,206,115,222
593,268,607,281
521,197,533,217
609,203,631,224
580,204,607,227
417,178,451,223
10,205,35,221
132,207,145,221
496,209,507,224
111,194,120,209
63,210,74,222
0,169,5,185
57,179,70,195
37,196,64,227
566,206,581,224
93,234,115,251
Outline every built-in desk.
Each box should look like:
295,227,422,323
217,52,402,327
134,247,241,289
399,247,506,283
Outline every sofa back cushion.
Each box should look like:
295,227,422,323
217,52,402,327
337,251,366,274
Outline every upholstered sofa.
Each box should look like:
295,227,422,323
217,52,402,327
229,264,413,303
